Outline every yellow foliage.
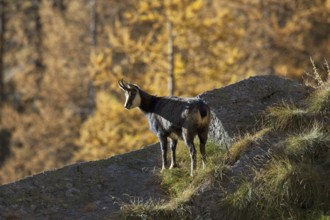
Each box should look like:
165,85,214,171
185,0,203,19
75,92,157,161
77,0,247,160
76,0,329,162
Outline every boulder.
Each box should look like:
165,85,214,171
199,75,310,145
0,144,163,219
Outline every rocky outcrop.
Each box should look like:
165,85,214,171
0,76,311,219
199,75,310,145
0,144,163,219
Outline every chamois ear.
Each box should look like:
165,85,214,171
128,83,140,90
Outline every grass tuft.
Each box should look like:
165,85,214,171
284,123,330,161
118,141,228,219
309,56,324,86
307,85,330,113
266,103,308,130
161,141,228,203
226,128,270,164
256,159,328,218
118,198,191,220
119,199,162,220
304,57,329,87
222,181,258,219
223,158,329,220
118,65,330,219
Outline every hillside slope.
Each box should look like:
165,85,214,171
0,144,164,219
120,76,329,219
0,76,315,219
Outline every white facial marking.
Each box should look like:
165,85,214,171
131,90,141,108
124,90,141,109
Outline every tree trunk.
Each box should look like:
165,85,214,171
0,0,6,119
167,21,175,96
259,0,274,75
52,0,65,11
90,0,97,48
85,0,97,118
33,0,44,87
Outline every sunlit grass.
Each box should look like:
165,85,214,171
118,72,330,220
221,81,330,219
160,141,228,207
223,157,329,220
119,199,163,220
226,128,270,164
266,102,308,130
118,141,228,219
307,84,330,113
257,160,322,207
305,59,330,112
284,123,330,160
255,159,327,219
222,180,257,219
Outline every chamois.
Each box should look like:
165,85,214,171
118,79,210,176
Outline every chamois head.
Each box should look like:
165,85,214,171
118,79,141,109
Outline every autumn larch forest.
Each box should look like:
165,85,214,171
0,0,329,184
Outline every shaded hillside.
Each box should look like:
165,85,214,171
1,76,327,220
120,79,329,219
0,144,163,219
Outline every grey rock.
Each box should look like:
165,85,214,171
199,75,310,146
65,188,80,197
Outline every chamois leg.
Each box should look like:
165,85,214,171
183,129,197,176
169,139,178,169
158,135,168,170
198,129,208,169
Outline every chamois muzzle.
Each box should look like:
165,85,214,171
124,102,131,109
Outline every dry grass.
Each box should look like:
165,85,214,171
305,58,330,112
284,123,330,161
119,61,330,219
266,102,308,130
118,141,228,219
307,84,330,113
226,128,270,164
304,57,330,88
222,181,256,219
253,159,328,219
221,73,330,220
223,152,329,220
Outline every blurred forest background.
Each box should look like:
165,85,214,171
0,0,329,184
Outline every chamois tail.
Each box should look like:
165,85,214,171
197,100,209,118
